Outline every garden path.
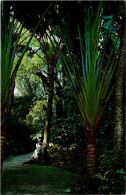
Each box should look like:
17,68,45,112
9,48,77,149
3,152,33,169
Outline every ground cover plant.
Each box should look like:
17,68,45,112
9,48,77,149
2,164,82,194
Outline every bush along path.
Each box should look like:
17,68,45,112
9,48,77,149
2,153,82,194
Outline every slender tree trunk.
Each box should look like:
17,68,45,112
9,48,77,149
56,100,62,128
1,80,15,170
1,130,7,170
114,19,125,151
84,129,96,179
43,64,54,159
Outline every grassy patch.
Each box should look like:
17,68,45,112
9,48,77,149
2,164,82,194
5,155,16,161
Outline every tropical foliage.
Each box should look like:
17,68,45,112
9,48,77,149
1,2,52,127
58,3,118,135
1,1,125,194
1,1,53,169
52,2,119,178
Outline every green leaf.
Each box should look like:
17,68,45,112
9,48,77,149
53,2,118,134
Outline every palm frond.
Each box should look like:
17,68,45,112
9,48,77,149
1,2,53,107
54,2,119,134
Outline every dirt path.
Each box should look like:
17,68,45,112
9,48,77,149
3,152,33,169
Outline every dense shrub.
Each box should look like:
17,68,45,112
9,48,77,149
50,83,85,148
50,116,84,148
47,143,86,176
94,168,125,194
71,179,88,194
63,144,86,175
47,144,66,166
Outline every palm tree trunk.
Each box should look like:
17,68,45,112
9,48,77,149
85,131,96,179
114,19,125,151
1,131,7,170
43,64,54,159
1,80,15,170
86,142,96,178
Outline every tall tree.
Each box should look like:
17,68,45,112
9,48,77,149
114,17,125,151
55,2,119,178
35,33,60,160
